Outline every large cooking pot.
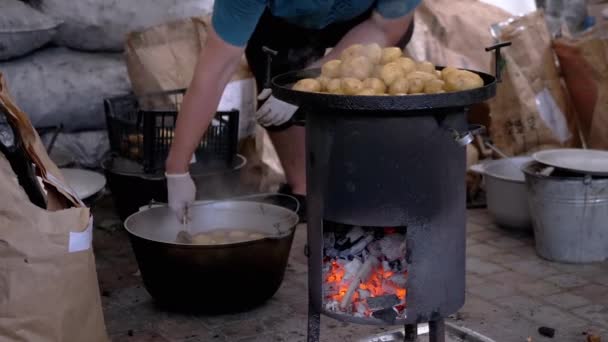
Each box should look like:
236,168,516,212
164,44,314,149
124,195,299,313
470,157,533,230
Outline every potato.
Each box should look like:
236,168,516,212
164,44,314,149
362,43,382,64
228,230,248,238
340,44,364,60
372,64,384,79
248,233,265,240
321,60,342,78
381,47,403,64
435,70,442,78
341,77,364,95
316,76,331,91
388,78,410,95
362,78,387,94
326,78,343,94
356,88,376,96
417,61,436,74
395,57,416,75
340,56,373,80
380,62,405,86
444,70,484,91
406,71,435,93
441,66,460,81
424,79,446,94
293,78,321,92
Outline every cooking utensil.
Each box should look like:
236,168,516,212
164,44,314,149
124,194,299,313
532,148,608,176
469,156,534,230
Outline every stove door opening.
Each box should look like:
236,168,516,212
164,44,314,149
322,221,408,323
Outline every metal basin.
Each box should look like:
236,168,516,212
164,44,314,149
524,161,608,263
124,199,299,313
471,157,533,230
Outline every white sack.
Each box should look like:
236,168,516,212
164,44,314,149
38,0,214,51
0,47,131,132
0,0,60,61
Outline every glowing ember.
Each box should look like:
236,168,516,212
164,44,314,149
322,228,408,320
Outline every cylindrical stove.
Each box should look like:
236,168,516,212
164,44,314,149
272,43,509,342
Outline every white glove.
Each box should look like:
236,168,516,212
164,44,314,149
256,89,298,127
166,172,196,222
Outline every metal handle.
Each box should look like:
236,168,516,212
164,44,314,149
449,124,486,146
262,46,278,89
485,42,512,82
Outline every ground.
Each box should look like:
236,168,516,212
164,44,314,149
92,195,608,342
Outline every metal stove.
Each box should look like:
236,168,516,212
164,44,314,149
272,43,510,342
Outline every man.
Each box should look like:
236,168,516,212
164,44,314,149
165,0,421,222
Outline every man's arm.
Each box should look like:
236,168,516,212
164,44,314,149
165,27,244,174
311,4,418,67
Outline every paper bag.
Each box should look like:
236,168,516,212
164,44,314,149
554,24,608,150
0,73,108,342
489,11,573,156
406,0,511,73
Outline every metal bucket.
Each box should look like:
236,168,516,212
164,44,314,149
523,161,608,263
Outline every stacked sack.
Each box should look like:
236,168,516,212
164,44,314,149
0,0,214,167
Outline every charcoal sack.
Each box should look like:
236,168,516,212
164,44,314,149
0,47,131,132
36,0,214,52
0,0,60,61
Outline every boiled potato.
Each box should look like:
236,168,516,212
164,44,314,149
381,47,403,64
362,78,387,94
424,79,446,94
406,71,435,93
341,77,364,95
441,66,460,81
316,76,331,91
326,78,343,94
340,44,364,60
380,62,405,86
322,60,342,78
395,57,416,75
340,56,373,80
388,78,410,95
444,70,484,91
293,78,321,92
357,88,377,96
417,61,436,74
362,43,382,64
372,64,384,79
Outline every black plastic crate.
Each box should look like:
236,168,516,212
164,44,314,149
104,89,239,173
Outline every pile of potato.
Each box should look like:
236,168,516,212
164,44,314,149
292,43,484,96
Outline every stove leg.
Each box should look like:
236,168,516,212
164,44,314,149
429,319,445,342
307,302,321,342
404,324,417,342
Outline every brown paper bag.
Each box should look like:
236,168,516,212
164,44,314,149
0,73,108,342
406,0,511,73
489,11,574,156
554,24,608,150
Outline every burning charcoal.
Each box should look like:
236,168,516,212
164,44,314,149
378,235,406,261
389,273,408,288
389,259,403,272
340,258,379,310
339,235,375,258
346,226,365,242
355,302,367,314
325,300,340,312
358,289,371,299
393,303,407,318
343,259,363,282
367,294,400,310
382,261,391,272
325,247,339,258
372,307,398,323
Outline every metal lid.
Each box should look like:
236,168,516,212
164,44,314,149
532,149,608,176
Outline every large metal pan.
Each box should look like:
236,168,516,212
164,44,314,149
124,195,299,313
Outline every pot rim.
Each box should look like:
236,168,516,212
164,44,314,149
475,157,532,183
123,200,299,248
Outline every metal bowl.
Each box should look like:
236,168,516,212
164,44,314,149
124,199,299,313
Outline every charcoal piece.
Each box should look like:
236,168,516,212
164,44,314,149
389,273,408,287
538,327,556,338
389,259,402,272
372,307,398,323
345,226,365,242
323,232,335,247
339,235,374,258
367,294,400,310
